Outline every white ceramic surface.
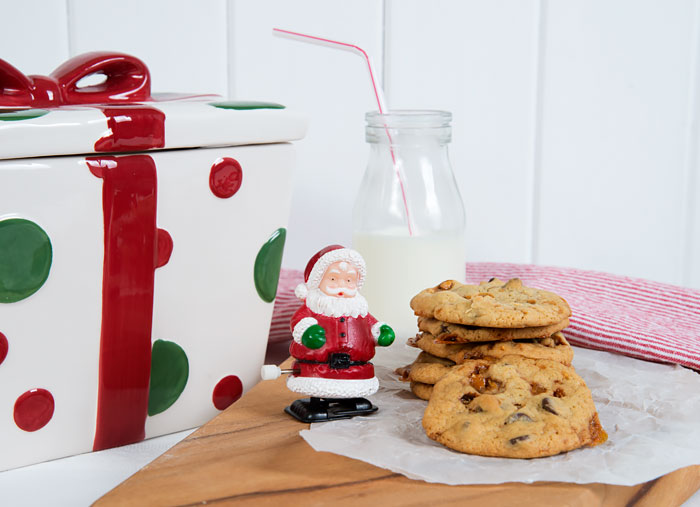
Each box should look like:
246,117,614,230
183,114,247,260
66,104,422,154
146,143,294,438
0,157,104,471
0,100,306,471
0,96,307,160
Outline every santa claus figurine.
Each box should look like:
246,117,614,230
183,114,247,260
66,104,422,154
263,244,395,422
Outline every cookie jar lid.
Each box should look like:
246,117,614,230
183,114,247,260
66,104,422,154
0,52,307,160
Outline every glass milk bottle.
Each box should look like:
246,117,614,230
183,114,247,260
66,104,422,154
352,110,466,343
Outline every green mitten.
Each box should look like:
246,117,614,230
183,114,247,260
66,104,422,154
377,324,395,347
301,324,326,349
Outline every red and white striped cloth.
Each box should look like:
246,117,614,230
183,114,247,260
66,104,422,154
268,264,700,371
268,269,304,344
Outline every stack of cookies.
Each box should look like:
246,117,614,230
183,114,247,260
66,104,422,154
397,278,607,458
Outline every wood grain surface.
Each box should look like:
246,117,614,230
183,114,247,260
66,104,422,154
96,359,700,507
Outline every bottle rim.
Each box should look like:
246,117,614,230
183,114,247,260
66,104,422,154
365,110,452,128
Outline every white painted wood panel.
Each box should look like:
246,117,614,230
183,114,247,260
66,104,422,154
228,0,384,269
385,0,541,264
685,1,700,290
0,0,69,75
689,176,700,288
689,136,700,287
3,2,700,289
67,0,228,96
536,0,697,285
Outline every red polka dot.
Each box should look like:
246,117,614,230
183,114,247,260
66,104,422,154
212,375,243,410
209,157,243,199
14,388,54,432
0,332,7,365
156,228,173,268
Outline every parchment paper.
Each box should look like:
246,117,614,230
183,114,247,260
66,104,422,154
300,345,700,485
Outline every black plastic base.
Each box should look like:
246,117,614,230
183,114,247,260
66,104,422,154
284,397,378,423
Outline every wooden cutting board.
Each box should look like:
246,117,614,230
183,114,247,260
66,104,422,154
95,359,700,507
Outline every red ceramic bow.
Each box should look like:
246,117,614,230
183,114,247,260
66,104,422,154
0,52,151,107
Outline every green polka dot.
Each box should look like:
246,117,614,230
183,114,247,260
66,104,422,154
209,101,285,111
0,109,49,121
148,340,189,416
254,228,286,303
0,219,52,303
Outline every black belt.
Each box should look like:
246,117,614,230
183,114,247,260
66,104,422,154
296,353,370,370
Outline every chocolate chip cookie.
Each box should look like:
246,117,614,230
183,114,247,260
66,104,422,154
409,352,456,384
396,351,455,384
409,332,574,366
422,355,607,458
418,316,569,343
410,381,433,401
410,278,571,328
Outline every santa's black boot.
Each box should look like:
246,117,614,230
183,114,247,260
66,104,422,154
285,397,378,423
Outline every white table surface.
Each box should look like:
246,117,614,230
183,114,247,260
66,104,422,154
0,430,195,506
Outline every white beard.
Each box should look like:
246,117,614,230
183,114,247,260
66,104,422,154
305,288,369,318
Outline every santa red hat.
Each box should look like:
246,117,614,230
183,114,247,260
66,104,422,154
294,244,367,300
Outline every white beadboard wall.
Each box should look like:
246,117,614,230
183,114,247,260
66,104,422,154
2,0,700,289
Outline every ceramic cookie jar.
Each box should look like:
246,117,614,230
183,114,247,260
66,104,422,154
0,52,307,470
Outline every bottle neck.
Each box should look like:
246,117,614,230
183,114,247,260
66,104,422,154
365,110,452,146
365,127,452,146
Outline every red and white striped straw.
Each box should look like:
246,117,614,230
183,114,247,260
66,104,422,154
273,28,388,113
273,28,414,235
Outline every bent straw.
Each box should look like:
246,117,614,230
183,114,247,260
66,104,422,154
273,27,414,235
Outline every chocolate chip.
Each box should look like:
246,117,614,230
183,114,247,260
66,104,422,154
505,412,533,424
488,277,496,282
460,393,477,405
553,388,565,398
541,398,558,415
509,435,530,445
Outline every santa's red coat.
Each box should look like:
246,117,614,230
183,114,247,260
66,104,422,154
289,305,378,380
